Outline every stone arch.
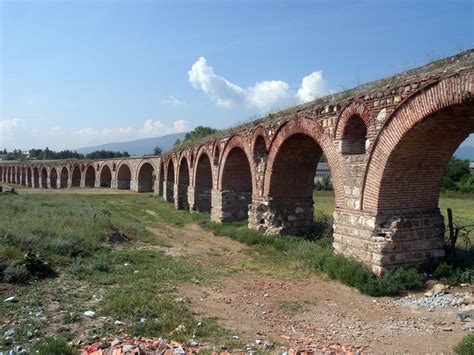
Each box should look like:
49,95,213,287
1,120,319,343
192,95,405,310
217,136,254,221
137,161,155,192
71,165,81,187
27,167,32,187
16,167,20,184
335,100,375,139
362,75,474,213
41,167,48,188
33,167,39,187
177,156,190,209
99,164,112,188
20,167,26,185
50,167,58,189
11,166,16,183
165,158,175,203
60,167,69,188
265,117,344,206
213,143,221,165
116,163,131,190
193,149,213,212
84,165,96,188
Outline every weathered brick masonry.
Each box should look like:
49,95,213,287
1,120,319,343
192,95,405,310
2,50,473,274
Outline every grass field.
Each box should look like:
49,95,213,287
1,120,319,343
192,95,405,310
0,189,473,352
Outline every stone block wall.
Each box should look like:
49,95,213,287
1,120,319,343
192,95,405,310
333,208,446,274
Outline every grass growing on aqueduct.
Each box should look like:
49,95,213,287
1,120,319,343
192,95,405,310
0,190,473,351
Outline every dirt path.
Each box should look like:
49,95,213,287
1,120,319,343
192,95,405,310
148,224,472,353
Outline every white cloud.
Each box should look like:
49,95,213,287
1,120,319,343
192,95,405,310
0,118,26,131
296,70,328,104
188,57,329,112
188,57,245,108
161,96,186,107
138,119,188,138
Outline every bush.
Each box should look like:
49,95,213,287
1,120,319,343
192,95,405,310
21,252,55,278
35,337,77,355
3,263,30,283
454,333,474,355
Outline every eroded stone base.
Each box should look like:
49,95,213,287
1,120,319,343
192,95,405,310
333,209,445,275
249,196,314,235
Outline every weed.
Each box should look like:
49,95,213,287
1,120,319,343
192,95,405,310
35,337,77,355
279,300,303,315
453,333,474,355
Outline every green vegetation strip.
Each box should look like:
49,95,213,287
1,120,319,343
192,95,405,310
0,192,473,351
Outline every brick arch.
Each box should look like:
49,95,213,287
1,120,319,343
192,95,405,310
193,146,214,213
116,161,132,190
192,145,214,187
177,154,191,209
157,159,165,197
99,163,113,188
84,164,96,188
135,159,156,192
71,164,82,187
217,135,255,192
264,117,344,207
40,166,48,188
335,100,376,140
164,157,176,202
59,166,69,188
251,126,270,157
362,74,474,212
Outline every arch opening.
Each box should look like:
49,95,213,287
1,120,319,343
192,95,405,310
220,147,253,221
60,167,69,188
12,167,16,184
138,162,155,192
50,168,58,189
16,168,20,184
177,158,190,209
158,162,165,197
341,115,367,155
264,133,323,235
33,167,39,187
27,167,32,187
117,164,131,190
366,105,474,214
194,154,213,212
100,165,112,188
84,166,96,188
165,160,175,203
21,168,26,186
41,168,48,188
71,166,81,187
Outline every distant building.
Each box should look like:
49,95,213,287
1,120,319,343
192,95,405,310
0,154,7,161
470,162,474,174
314,162,331,184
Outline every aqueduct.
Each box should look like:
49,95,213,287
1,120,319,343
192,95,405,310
2,50,473,274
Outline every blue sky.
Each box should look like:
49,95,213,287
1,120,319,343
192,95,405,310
1,0,473,150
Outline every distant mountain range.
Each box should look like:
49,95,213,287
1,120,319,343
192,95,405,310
74,132,186,156
454,146,474,161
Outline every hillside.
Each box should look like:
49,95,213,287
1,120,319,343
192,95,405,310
74,132,186,156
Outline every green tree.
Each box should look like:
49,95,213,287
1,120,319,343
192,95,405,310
442,157,471,191
174,126,217,147
153,146,163,156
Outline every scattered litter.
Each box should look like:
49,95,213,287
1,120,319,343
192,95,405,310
4,328,16,338
83,311,96,318
114,320,124,326
3,296,18,303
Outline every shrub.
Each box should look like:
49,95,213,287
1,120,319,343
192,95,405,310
454,333,474,355
21,252,55,278
3,263,30,283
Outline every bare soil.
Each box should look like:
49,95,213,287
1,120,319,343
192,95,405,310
148,224,471,353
